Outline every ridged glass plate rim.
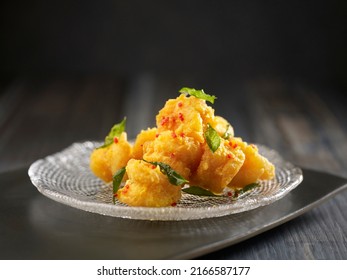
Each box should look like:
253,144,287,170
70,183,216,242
28,141,303,221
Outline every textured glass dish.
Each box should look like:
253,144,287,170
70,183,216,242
28,141,303,221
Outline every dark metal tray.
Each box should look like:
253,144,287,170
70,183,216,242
0,167,346,259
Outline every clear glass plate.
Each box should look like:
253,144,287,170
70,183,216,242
28,141,303,221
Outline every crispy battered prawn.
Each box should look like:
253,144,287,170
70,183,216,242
190,138,245,194
228,138,275,188
143,130,202,179
156,94,214,143
132,127,157,160
117,159,181,207
90,132,132,182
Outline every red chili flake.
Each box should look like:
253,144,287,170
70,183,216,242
178,102,183,108
161,116,170,126
179,132,185,138
232,143,238,149
150,164,156,169
227,153,234,159
155,133,160,138
171,202,177,207
170,153,175,158
113,137,119,144
113,193,118,197
227,192,232,197
178,112,184,121
171,131,177,138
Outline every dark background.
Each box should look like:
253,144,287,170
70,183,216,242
1,0,347,92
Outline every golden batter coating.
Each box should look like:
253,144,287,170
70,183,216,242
90,132,132,182
156,94,215,143
190,138,245,194
228,138,275,188
143,130,202,179
132,127,157,160
117,159,181,207
210,115,234,139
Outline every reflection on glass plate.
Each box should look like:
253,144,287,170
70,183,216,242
28,141,303,221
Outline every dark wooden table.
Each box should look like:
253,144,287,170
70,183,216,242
1,75,346,259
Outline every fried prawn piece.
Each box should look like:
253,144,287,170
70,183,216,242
117,159,181,207
228,138,275,188
210,115,234,139
190,138,245,194
143,130,203,180
90,132,132,182
132,127,157,160
156,94,215,143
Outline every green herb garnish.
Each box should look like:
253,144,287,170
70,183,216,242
204,124,221,153
112,167,126,203
182,186,221,197
179,87,217,104
143,160,188,186
98,117,127,149
183,183,260,198
222,124,232,140
233,182,260,198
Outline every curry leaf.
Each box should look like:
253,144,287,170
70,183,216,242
143,160,188,186
233,182,260,198
179,87,217,104
182,186,221,197
112,167,126,203
222,124,232,140
205,124,221,153
98,117,127,149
